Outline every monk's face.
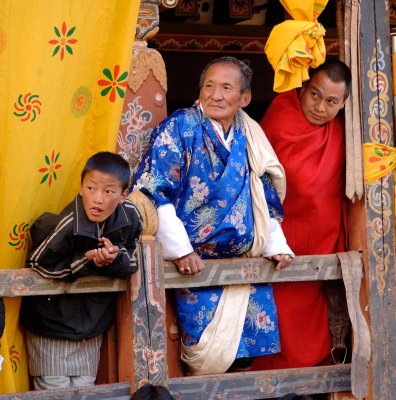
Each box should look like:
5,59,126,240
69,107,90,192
300,70,347,125
199,62,251,132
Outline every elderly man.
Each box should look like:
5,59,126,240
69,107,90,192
253,59,352,373
134,56,293,375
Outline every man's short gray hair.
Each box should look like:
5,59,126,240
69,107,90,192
199,56,253,93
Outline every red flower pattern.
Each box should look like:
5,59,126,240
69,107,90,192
98,65,128,102
38,150,62,187
49,22,77,61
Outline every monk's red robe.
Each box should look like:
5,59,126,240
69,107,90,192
253,89,347,370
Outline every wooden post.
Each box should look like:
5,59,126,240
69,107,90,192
130,240,168,390
114,0,169,388
360,1,396,399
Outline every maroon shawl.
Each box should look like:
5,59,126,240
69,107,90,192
253,89,347,369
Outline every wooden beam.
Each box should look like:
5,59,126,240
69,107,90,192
0,365,351,400
168,364,352,399
164,253,345,288
0,269,127,297
0,252,352,297
0,383,131,400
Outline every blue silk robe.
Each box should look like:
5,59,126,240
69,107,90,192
133,104,280,359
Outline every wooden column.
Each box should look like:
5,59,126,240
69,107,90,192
360,1,396,399
125,240,167,391
113,0,168,391
115,0,167,180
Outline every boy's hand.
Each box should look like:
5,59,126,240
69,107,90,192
85,237,120,268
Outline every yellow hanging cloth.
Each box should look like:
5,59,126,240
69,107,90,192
363,142,396,183
265,0,329,92
0,0,140,393
363,142,396,225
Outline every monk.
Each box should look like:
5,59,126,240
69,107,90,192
253,59,352,370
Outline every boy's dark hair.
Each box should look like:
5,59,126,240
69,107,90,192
199,56,253,93
308,58,352,100
279,393,313,400
130,383,175,400
81,151,131,191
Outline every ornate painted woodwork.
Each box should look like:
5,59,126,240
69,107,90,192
115,0,167,180
360,1,396,399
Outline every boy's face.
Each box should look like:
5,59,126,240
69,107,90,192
80,170,127,223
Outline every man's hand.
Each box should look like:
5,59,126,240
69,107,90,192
272,254,292,271
173,252,205,275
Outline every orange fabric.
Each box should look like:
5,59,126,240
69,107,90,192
253,89,347,369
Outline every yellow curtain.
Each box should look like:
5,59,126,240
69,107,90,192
363,142,396,224
0,0,140,393
265,0,328,92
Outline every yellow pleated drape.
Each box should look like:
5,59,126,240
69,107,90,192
363,142,396,224
0,0,140,392
265,0,329,92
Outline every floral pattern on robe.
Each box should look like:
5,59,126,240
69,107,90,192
175,285,280,358
133,104,281,358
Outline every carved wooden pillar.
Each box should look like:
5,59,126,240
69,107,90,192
114,1,169,392
116,0,167,179
97,2,167,386
360,1,396,399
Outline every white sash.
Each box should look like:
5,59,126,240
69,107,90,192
181,110,286,375
181,284,251,375
241,110,286,257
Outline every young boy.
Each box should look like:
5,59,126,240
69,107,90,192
20,151,142,390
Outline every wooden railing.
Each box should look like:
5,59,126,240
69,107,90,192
0,240,353,399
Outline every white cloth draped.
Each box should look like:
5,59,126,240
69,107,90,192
157,110,293,375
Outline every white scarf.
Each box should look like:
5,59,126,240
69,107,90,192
181,110,286,375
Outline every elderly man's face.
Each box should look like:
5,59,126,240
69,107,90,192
199,62,251,132
300,70,347,125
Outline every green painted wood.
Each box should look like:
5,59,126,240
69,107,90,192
0,269,127,297
0,253,348,297
132,241,169,389
0,365,352,400
168,364,352,399
164,253,345,288
0,383,131,400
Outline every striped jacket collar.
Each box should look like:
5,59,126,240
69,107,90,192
73,195,132,239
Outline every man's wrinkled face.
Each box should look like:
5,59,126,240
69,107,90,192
300,70,347,125
199,62,251,132
80,170,127,223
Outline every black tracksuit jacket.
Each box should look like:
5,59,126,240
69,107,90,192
20,195,142,340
